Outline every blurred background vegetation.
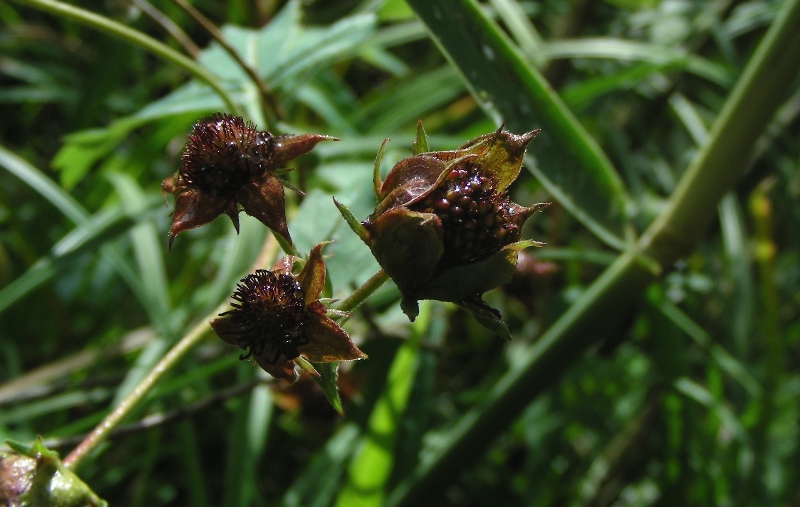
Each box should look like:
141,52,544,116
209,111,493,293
1,0,799,505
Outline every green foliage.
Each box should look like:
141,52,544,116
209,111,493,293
1,0,799,505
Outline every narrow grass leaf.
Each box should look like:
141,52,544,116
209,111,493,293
0,206,134,313
542,39,732,87
108,172,172,334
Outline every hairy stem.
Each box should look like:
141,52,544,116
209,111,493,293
336,269,389,313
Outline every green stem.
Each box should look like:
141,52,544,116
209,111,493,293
336,269,389,313
62,301,225,470
11,0,241,116
639,0,800,264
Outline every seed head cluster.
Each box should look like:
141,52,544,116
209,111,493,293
414,163,522,266
179,115,273,196
221,269,308,365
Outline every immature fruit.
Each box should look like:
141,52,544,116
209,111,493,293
220,269,308,365
337,123,549,335
412,162,531,267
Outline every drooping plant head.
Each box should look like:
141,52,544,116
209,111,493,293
162,113,336,248
336,122,548,337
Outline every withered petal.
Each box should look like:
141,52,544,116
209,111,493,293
296,243,327,303
270,254,296,276
376,155,446,212
401,153,477,209
271,133,338,168
298,313,366,363
238,176,292,245
224,202,241,234
209,315,241,346
422,129,538,193
254,354,299,383
168,190,234,248
462,129,539,192
506,201,550,225
456,295,510,339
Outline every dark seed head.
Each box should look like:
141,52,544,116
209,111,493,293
179,114,274,196
221,269,308,364
412,162,524,266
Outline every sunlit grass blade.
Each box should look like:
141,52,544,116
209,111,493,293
0,144,90,225
353,66,465,134
335,302,429,506
542,39,733,87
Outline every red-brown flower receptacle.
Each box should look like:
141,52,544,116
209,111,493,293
211,243,366,382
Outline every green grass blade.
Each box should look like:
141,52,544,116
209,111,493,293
0,144,89,225
0,206,135,314
9,0,239,114
407,0,630,250
107,173,173,334
542,39,732,87
640,0,800,264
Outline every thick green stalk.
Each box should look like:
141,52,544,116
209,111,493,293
639,0,800,263
336,269,389,313
388,0,800,504
11,0,241,116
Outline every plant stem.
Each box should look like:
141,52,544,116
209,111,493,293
62,233,280,469
11,0,241,116
388,0,800,504
132,0,201,57
62,302,224,470
170,0,282,127
336,269,389,313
